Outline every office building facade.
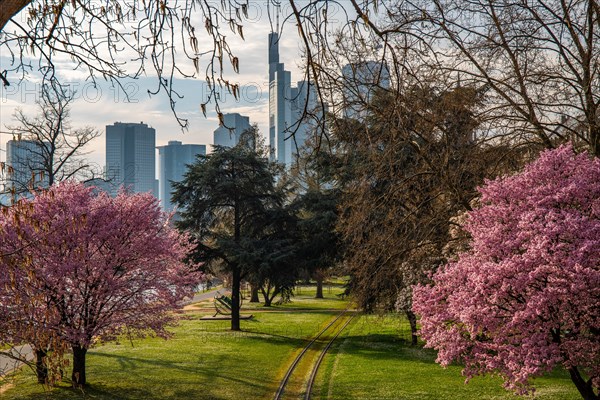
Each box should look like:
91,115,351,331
105,122,156,197
268,32,320,167
269,31,292,165
5,139,49,195
157,141,206,211
213,113,252,148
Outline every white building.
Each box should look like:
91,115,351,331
213,113,252,148
157,141,206,211
105,122,157,197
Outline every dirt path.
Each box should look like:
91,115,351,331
0,345,33,377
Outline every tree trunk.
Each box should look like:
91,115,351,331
568,366,599,400
71,345,87,387
315,276,324,299
260,286,272,307
406,310,418,346
0,0,31,32
250,285,260,303
35,348,48,384
231,267,241,331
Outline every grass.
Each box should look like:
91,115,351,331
1,286,581,400
312,314,580,400
0,286,345,400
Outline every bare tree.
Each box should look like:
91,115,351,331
397,0,600,155
0,0,251,128
2,84,100,200
333,83,521,344
264,0,600,158
5,0,596,149
288,0,600,156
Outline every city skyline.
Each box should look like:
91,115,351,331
0,18,307,169
2,29,383,201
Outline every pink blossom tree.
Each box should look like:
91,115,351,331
0,182,200,387
413,145,600,400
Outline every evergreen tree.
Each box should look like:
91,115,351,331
172,129,288,330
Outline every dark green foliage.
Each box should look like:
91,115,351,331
291,139,345,298
172,129,303,321
172,129,284,329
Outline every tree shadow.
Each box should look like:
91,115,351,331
329,333,440,365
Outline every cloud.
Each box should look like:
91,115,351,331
1,2,351,170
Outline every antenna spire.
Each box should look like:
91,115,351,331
276,3,280,32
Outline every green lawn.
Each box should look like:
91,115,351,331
312,314,580,400
248,284,349,311
1,286,581,400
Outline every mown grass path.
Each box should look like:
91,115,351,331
273,309,355,400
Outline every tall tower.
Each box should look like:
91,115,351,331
157,141,206,211
268,32,292,165
105,122,156,197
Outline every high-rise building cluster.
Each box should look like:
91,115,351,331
1,115,251,208
268,32,390,166
103,115,250,212
104,123,202,212
1,32,389,208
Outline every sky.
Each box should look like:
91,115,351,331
0,2,314,171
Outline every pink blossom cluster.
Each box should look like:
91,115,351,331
413,145,600,396
0,182,201,349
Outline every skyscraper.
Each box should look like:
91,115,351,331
268,33,321,167
342,61,391,119
213,113,252,148
5,139,49,195
105,122,156,197
268,31,292,165
290,80,320,159
157,140,206,211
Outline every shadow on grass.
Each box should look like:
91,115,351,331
92,351,269,386
9,381,236,400
334,333,439,365
7,351,274,400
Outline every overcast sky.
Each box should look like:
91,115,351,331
0,5,313,171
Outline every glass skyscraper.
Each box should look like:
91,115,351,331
4,139,49,198
268,31,292,165
213,113,252,148
268,32,320,167
157,140,206,211
105,122,156,197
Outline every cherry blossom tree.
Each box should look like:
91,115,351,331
413,145,600,400
0,182,200,387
